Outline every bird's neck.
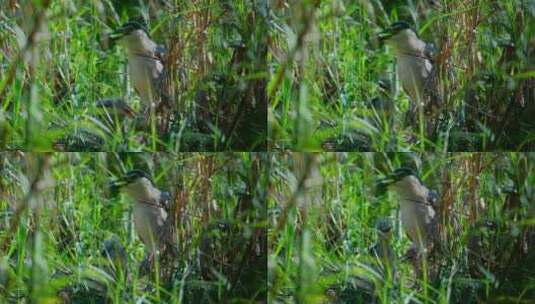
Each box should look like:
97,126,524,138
126,186,162,205
127,50,157,60
393,183,428,203
126,39,158,58
145,188,162,205
393,36,427,58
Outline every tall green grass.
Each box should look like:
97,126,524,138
0,0,267,151
0,152,267,303
269,152,535,303
268,0,535,151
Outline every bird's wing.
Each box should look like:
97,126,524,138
149,45,172,108
159,191,171,213
423,207,440,252
155,44,167,63
149,57,172,109
155,214,177,254
427,189,440,209
419,61,442,135
421,44,443,110
423,43,437,62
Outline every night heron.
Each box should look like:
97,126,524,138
103,21,170,130
379,21,441,136
377,167,439,254
111,170,171,254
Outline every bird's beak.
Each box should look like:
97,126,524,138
375,176,395,196
108,28,126,41
100,27,128,51
99,30,124,51
378,28,393,43
109,178,127,196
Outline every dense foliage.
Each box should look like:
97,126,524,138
0,152,267,302
269,0,535,151
0,0,267,151
269,153,535,303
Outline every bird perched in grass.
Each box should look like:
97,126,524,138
379,21,441,137
111,170,174,274
103,21,171,132
376,167,440,280
377,167,438,253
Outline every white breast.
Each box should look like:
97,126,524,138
396,54,432,102
392,176,436,251
399,197,435,251
133,203,167,252
128,54,164,107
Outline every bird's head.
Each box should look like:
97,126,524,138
110,21,149,40
376,167,420,195
110,170,161,203
106,21,152,51
379,21,419,48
